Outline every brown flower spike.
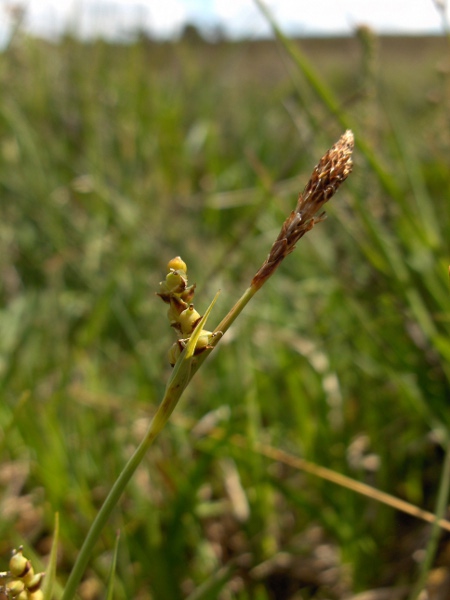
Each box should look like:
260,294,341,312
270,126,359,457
252,130,354,289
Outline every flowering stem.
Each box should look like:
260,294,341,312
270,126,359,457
61,426,155,600
213,286,257,338
62,391,187,600
61,131,354,599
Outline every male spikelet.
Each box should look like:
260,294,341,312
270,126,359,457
251,130,354,289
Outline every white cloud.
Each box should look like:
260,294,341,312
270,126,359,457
264,0,442,35
75,1,188,40
0,0,447,44
213,0,444,36
145,1,188,37
1,0,188,41
212,0,270,37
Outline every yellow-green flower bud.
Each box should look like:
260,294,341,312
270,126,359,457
158,270,186,299
28,591,44,600
166,270,186,291
167,330,222,366
23,571,44,592
179,283,196,303
194,330,214,353
6,579,25,595
167,296,188,329
9,548,30,578
193,330,221,354
168,340,184,367
167,256,187,273
17,590,29,600
178,305,202,336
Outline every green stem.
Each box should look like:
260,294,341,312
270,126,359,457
61,427,152,600
213,285,257,337
61,374,192,599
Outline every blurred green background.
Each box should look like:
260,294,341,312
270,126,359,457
1,21,450,599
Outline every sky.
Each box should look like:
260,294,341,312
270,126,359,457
0,0,448,45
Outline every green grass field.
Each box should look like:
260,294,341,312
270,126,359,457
1,20,450,600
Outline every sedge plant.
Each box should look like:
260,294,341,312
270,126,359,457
56,130,354,600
